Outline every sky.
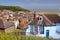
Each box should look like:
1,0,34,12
0,0,60,9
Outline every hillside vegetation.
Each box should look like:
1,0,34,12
0,6,30,12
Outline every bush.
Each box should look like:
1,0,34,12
0,30,53,40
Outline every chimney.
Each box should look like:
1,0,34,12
33,11,36,19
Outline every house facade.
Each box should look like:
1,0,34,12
0,18,15,32
26,12,60,39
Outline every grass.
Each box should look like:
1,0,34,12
0,29,54,40
0,33,53,40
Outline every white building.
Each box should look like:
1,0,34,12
26,13,60,39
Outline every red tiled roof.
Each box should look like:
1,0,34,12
20,19,31,27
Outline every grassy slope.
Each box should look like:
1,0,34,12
0,6,30,12
0,29,58,40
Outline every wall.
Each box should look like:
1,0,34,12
26,25,60,39
5,26,15,32
56,23,60,33
0,29,4,32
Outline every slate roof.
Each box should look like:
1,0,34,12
0,18,14,29
29,13,60,26
44,14,60,23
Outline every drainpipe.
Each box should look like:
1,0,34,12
38,26,40,35
33,25,35,34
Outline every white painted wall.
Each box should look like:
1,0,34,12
13,20,19,29
26,25,31,35
44,26,60,39
26,25,60,39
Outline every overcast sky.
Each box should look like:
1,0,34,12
0,0,60,9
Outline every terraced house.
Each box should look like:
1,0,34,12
0,18,15,32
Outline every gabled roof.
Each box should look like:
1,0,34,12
29,13,60,26
29,18,38,25
44,14,60,23
0,18,14,29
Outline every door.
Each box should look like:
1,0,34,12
40,25,44,34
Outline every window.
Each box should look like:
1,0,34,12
33,25,44,34
40,18,41,20
40,25,44,34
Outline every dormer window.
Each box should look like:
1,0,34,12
37,16,43,21
40,18,41,20
39,16,43,21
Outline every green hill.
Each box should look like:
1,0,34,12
0,6,30,12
